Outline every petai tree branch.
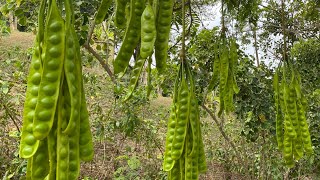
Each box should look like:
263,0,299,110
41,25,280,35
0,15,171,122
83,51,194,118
83,19,116,84
201,104,244,165
83,44,116,84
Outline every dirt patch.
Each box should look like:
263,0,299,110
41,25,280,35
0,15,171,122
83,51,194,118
150,96,172,108
0,31,35,50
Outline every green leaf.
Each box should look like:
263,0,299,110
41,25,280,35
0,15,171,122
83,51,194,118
127,156,140,170
14,9,23,16
18,16,27,26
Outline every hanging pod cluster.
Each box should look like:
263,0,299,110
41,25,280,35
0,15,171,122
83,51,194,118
163,62,207,180
19,0,93,179
273,65,313,167
105,0,174,100
207,38,239,116
112,0,174,76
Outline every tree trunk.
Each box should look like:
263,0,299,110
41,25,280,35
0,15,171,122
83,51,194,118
252,25,260,67
8,13,17,31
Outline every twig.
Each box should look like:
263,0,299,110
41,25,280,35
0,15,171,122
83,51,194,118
173,1,190,12
86,20,96,46
0,99,21,132
201,104,244,165
83,44,116,84
187,0,193,37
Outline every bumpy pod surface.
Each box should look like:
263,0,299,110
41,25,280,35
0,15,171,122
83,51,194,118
95,0,112,24
31,139,49,180
154,0,174,73
140,4,156,59
33,0,65,140
113,0,146,75
19,40,42,158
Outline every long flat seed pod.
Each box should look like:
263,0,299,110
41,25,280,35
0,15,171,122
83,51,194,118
63,0,81,135
19,0,47,158
207,42,220,92
154,0,174,73
33,0,65,140
171,63,190,160
94,0,112,24
47,111,57,180
31,139,50,180
56,81,70,179
163,64,181,171
113,0,146,75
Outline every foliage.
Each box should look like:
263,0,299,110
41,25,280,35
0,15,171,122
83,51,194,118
0,0,319,179
0,46,30,178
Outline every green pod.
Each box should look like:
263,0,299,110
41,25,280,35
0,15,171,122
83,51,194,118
31,139,50,180
33,0,65,140
224,42,235,114
26,158,32,180
286,84,300,139
218,42,229,116
19,0,47,157
229,38,239,95
67,116,80,180
95,0,112,24
294,70,302,100
56,85,70,179
19,39,42,158
124,58,146,101
115,0,128,28
171,66,189,160
78,68,94,161
113,0,146,75
218,91,225,117
232,74,240,94
276,112,284,150
207,42,220,92
296,100,313,154
62,28,81,135
224,65,235,113
219,42,229,91
293,138,304,160
186,129,199,179
38,0,47,48
185,126,199,180
188,95,199,157
198,123,207,173
273,69,279,111
169,159,181,180
279,83,286,113
179,152,185,180
69,20,94,162
47,111,57,180
163,105,178,171
185,63,199,157
283,136,294,167
62,73,80,179
163,65,182,171
140,4,156,59
190,151,199,180
284,114,296,139
154,0,174,73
